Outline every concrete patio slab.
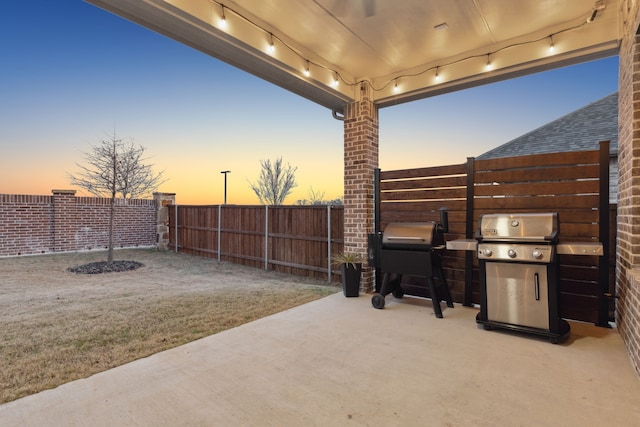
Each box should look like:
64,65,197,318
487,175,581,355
1,293,639,426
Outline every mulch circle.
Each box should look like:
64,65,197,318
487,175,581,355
67,260,144,274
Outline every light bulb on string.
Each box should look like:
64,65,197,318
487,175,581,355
219,5,227,29
548,36,555,54
393,79,399,93
267,33,275,54
332,72,339,87
303,61,310,77
435,67,441,83
485,54,493,71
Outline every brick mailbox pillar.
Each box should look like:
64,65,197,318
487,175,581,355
343,82,379,292
154,192,176,251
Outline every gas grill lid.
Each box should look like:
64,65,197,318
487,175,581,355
477,212,558,242
382,222,443,250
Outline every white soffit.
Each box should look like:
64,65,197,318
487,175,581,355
86,0,621,111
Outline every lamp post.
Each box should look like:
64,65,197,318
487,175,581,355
220,170,231,204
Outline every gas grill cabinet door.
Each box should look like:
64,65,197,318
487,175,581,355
484,262,549,330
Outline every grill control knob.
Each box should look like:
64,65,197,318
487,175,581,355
532,249,543,260
508,249,517,258
483,248,492,257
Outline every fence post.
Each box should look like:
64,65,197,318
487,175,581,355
265,205,269,270
373,168,381,292
174,204,178,253
463,158,475,307
218,204,222,262
597,140,611,327
327,205,332,283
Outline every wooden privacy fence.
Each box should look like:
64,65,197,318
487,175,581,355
376,141,614,326
168,205,344,282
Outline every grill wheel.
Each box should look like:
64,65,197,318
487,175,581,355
371,294,385,309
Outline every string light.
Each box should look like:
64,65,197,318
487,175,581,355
267,33,275,54
206,0,596,95
219,4,227,29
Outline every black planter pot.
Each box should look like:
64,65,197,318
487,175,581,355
340,263,362,297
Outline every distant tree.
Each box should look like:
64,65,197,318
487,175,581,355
68,132,165,262
296,187,344,205
296,187,325,205
249,157,297,205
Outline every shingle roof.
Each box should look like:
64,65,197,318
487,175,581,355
477,92,618,159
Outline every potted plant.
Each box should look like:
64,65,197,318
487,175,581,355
331,252,364,297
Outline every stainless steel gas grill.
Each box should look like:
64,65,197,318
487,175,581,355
368,210,454,318
475,212,568,342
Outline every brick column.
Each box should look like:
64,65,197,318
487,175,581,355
343,82,378,292
154,192,176,251
52,189,77,252
616,2,640,377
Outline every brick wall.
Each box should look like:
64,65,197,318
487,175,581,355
343,82,379,292
617,1,640,377
0,190,158,257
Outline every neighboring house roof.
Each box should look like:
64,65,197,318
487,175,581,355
477,92,618,159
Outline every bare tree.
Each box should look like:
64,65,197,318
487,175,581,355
296,187,333,205
249,157,297,205
68,132,165,262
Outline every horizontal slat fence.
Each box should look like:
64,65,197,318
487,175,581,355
169,205,343,282
377,141,614,325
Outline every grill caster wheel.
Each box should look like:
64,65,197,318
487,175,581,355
392,288,404,299
371,294,386,309
549,337,559,344
483,324,492,330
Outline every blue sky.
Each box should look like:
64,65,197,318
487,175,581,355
0,1,619,204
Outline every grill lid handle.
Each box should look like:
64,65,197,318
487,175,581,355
386,237,426,241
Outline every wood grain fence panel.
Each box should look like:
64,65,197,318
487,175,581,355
169,204,343,281
473,180,598,197
381,188,468,201
473,195,600,210
380,175,467,191
475,150,599,170
378,164,470,304
474,164,600,183
380,163,467,180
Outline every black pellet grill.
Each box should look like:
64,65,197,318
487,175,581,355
368,210,454,318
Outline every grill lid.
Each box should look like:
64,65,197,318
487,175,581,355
382,222,443,250
477,212,558,242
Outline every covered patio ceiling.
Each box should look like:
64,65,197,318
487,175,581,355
87,0,620,112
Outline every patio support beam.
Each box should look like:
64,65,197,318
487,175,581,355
343,82,379,292
616,3,640,378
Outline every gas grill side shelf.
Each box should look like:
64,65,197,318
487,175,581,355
445,239,477,251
